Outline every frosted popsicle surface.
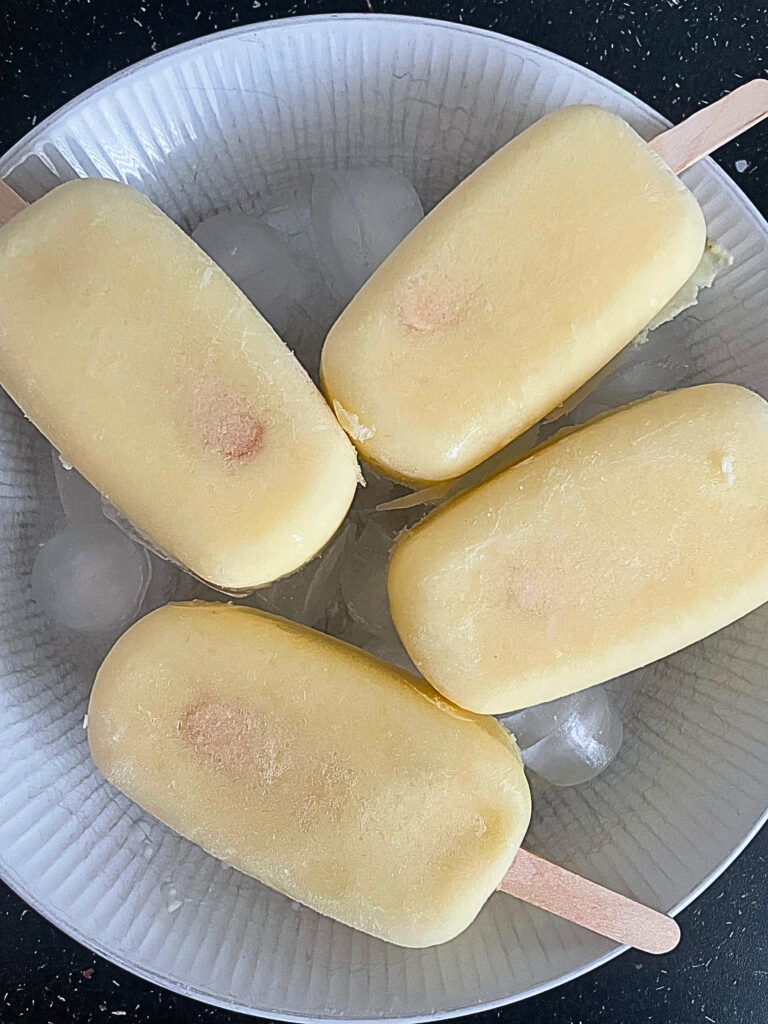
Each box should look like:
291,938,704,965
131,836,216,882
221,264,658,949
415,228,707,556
321,105,706,484
0,179,358,589
88,602,531,948
388,385,768,713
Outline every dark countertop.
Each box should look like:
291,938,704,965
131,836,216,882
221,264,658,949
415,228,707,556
1,1,768,1022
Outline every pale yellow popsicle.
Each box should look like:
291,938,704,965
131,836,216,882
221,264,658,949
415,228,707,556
87,601,531,947
321,105,706,484
0,179,358,590
388,385,768,714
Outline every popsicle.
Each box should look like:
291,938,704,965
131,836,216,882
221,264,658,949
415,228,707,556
88,601,679,952
0,178,358,590
321,83,768,485
388,384,768,714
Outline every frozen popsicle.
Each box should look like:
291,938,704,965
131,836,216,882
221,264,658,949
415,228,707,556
88,601,531,948
0,178,358,590
320,104,704,484
388,384,768,714
88,601,679,952
322,82,768,485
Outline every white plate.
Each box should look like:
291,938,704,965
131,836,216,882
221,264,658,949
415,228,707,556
1,14,768,1022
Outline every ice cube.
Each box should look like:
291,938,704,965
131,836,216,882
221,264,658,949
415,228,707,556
298,522,354,627
192,213,293,288
352,464,403,512
337,619,417,673
137,551,179,616
52,450,104,523
577,358,678,421
31,522,151,635
499,692,584,750
101,499,173,564
350,466,422,543
570,328,689,426
340,520,394,635
192,212,308,333
310,167,424,304
248,523,354,630
500,687,623,787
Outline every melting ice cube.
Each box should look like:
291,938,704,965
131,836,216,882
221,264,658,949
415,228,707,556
191,212,308,336
52,451,104,523
248,523,354,631
310,166,424,304
500,687,623,787
340,520,395,636
31,522,151,636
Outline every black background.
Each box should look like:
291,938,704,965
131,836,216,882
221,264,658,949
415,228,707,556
1,1,768,1022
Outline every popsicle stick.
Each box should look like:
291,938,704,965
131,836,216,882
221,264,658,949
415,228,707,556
499,849,680,955
0,180,27,227
651,79,768,173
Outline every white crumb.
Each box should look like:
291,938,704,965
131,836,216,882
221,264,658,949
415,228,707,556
721,454,735,487
333,400,375,442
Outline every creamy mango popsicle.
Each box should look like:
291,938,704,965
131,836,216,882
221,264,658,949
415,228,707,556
0,179,358,590
87,601,531,948
321,105,706,484
388,385,768,714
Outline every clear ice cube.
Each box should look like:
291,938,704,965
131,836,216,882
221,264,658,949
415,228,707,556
500,687,624,787
572,357,675,425
339,520,394,636
248,523,354,631
310,167,424,304
137,551,179,617
52,451,104,523
500,692,584,750
569,326,690,427
31,522,152,636
352,464,404,512
191,212,308,335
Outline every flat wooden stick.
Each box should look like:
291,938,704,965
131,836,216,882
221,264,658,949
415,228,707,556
0,180,27,227
499,849,680,955
651,79,768,173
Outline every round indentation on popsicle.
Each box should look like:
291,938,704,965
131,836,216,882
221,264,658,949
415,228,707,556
192,380,263,460
180,700,290,783
180,700,354,822
506,564,553,617
396,273,469,332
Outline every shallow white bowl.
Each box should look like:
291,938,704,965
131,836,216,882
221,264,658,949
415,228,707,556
1,13,768,1021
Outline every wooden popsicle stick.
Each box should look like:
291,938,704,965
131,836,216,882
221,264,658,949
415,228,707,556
651,78,768,173
499,848,680,955
0,180,27,227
